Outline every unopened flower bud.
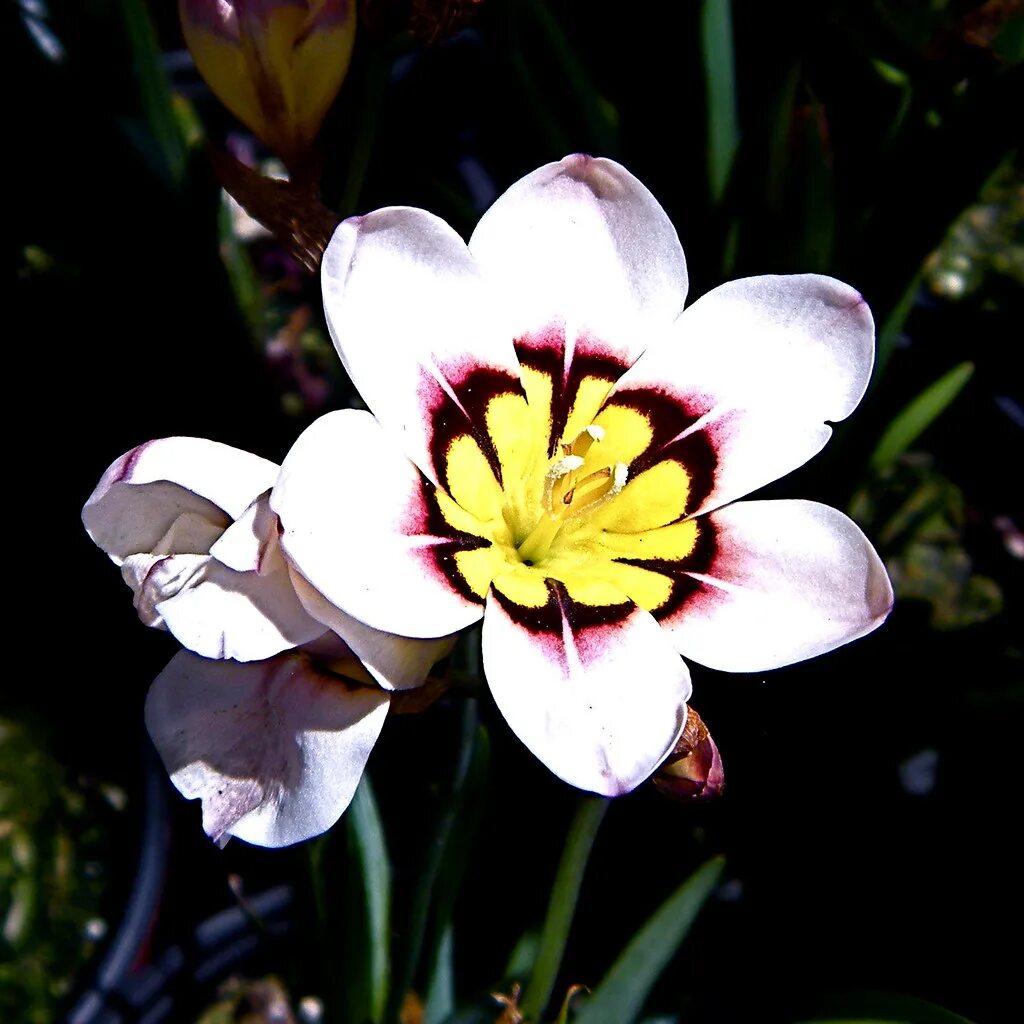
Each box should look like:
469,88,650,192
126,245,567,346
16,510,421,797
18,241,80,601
179,0,356,167
652,705,725,802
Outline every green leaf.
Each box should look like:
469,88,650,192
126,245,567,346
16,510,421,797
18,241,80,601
572,856,726,1024
795,990,976,1024
421,721,491,1020
345,776,391,1024
874,271,922,382
520,796,610,1022
701,0,740,204
870,362,974,471
524,0,619,156
389,704,487,1022
503,927,541,984
117,0,187,186
423,923,455,1023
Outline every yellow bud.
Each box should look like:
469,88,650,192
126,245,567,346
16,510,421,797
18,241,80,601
179,0,356,167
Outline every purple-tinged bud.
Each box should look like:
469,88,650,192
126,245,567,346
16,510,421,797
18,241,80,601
652,705,725,802
179,0,356,168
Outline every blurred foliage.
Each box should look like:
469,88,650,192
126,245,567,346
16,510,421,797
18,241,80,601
195,975,301,1024
852,455,1002,629
925,158,1024,300
0,719,125,1024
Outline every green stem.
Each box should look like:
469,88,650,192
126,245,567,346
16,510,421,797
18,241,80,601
521,795,610,1023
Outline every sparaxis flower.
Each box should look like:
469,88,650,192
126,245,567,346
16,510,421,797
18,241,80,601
179,0,356,166
271,155,894,797
83,436,453,846
82,435,451,684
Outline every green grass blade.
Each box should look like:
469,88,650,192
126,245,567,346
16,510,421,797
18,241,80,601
421,721,490,1017
345,776,391,1024
389,703,485,1021
701,0,740,204
572,856,725,1024
870,362,974,471
521,796,610,1022
117,0,186,185
874,271,922,382
796,989,976,1024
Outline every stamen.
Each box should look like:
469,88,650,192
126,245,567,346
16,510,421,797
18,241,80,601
567,424,605,460
543,454,583,512
562,466,612,508
562,462,629,519
514,426,625,566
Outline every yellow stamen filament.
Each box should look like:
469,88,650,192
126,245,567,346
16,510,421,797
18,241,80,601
516,424,628,565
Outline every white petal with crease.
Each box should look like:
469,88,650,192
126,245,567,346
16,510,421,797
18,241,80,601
470,154,688,365
146,651,389,847
289,568,457,691
321,208,519,485
156,556,326,662
612,274,875,515
664,500,894,672
482,588,691,795
83,437,279,560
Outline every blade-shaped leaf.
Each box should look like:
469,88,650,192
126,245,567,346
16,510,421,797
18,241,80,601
795,990,976,1024
345,776,391,1024
871,362,974,471
390,703,487,1022
422,721,491,1021
572,856,725,1024
117,0,187,185
701,0,739,204
874,271,922,382
521,796,610,1022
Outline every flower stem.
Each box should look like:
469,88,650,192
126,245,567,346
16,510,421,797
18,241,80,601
521,795,610,1023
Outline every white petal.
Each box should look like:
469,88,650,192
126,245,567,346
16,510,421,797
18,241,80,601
470,154,689,366
289,568,458,691
663,500,893,672
482,585,691,795
273,409,484,639
145,651,389,847
156,557,326,662
611,275,875,514
83,437,279,562
121,551,209,628
321,207,519,485
209,490,282,574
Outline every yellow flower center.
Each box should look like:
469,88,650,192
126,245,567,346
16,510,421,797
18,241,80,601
429,350,705,616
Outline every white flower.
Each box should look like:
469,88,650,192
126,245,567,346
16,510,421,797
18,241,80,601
145,644,389,847
83,436,453,846
82,435,451,684
270,155,894,797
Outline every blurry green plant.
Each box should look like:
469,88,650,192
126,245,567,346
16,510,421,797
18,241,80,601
852,453,1002,630
925,158,1024,300
0,719,126,1024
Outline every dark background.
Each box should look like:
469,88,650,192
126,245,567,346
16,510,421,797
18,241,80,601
9,2,1021,1022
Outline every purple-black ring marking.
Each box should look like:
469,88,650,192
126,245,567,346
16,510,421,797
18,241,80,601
424,363,524,492
491,577,634,639
513,329,627,458
617,516,721,623
414,324,726,633
602,388,719,518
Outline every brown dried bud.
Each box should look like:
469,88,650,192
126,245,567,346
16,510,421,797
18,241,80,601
651,705,725,802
